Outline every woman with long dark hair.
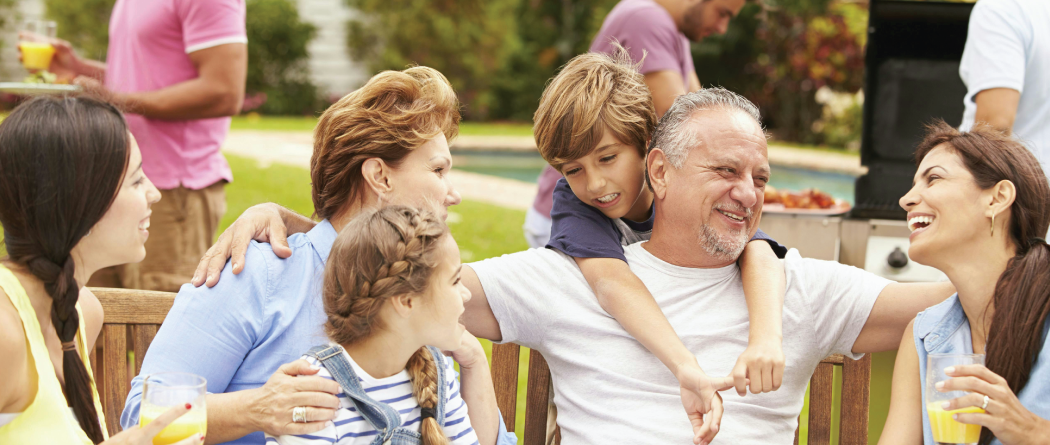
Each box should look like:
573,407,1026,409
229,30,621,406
0,96,199,445
879,121,1050,444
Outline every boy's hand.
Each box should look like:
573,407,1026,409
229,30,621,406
676,363,736,444
730,337,785,396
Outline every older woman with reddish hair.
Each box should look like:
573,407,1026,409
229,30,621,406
123,66,514,445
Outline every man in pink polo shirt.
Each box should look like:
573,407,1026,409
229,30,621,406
33,0,248,291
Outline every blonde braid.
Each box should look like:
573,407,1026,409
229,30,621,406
407,347,448,445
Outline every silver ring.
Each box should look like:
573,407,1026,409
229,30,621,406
292,406,308,423
981,395,990,411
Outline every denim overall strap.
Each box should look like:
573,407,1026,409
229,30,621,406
305,344,402,445
426,346,449,424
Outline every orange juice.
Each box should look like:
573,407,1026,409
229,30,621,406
927,403,983,444
139,406,207,445
19,42,56,71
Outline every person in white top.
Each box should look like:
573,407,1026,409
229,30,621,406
269,206,491,445
959,0,1050,181
460,89,956,444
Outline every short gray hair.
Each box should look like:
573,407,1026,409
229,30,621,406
648,87,763,168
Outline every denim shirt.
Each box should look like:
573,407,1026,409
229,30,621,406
913,294,1050,445
121,220,515,445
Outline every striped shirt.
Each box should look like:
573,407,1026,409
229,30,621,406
266,349,479,445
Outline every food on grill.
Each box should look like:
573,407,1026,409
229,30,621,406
764,186,841,210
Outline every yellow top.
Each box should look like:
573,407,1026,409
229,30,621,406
0,264,109,444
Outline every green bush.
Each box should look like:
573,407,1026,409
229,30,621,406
488,0,618,121
246,0,323,115
44,0,115,61
693,0,867,146
345,0,519,120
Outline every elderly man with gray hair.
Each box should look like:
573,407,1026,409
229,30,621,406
459,88,954,444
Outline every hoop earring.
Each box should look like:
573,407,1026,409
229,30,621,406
990,213,995,236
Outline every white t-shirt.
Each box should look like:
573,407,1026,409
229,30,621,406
268,349,479,445
959,0,1050,176
471,244,891,444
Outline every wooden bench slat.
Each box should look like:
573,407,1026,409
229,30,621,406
92,288,175,324
807,361,835,445
839,353,871,444
523,350,552,445
490,343,520,431
132,325,159,376
102,324,128,434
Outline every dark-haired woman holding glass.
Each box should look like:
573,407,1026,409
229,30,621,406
0,96,201,445
878,122,1050,445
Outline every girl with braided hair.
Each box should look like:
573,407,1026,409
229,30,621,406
268,205,487,445
0,95,202,444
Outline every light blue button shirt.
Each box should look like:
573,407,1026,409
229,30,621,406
914,294,1050,445
121,220,516,445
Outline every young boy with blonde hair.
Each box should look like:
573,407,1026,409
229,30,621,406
534,47,788,444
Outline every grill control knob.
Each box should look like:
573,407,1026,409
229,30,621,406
887,247,909,269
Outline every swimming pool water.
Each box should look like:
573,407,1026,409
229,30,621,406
452,151,857,204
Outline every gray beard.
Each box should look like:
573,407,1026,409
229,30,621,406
699,222,749,261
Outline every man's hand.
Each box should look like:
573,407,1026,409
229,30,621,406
730,337,785,396
74,75,107,97
17,31,82,82
676,363,736,444
192,203,294,287
246,360,341,437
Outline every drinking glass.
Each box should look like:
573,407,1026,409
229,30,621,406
926,353,985,445
140,372,207,445
19,20,57,71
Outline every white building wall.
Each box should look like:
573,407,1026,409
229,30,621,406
296,0,369,99
2,0,367,98
1,0,45,81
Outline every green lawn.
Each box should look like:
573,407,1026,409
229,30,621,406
229,114,534,138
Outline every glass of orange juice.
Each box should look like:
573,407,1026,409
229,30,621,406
140,372,207,445
19,20,57,71
926,353,985,445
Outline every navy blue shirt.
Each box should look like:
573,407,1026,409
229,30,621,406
546,178,788,262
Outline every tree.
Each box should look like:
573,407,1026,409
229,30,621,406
489,0,619,121
44,0,115,61
345,0,519,119
246,0,322,115
694,0,868,145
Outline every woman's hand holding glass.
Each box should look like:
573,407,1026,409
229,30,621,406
938,364,1050,445
102,402,203,445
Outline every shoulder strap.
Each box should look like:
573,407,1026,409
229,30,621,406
306,344,403,443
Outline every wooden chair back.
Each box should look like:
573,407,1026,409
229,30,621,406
795,353,872,445
89,287,177,434
491,345,871,445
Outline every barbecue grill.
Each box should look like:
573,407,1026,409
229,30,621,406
853,0,975,220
